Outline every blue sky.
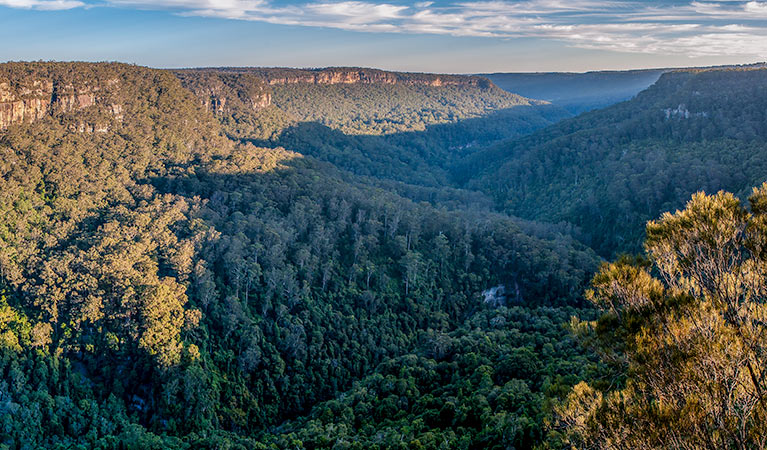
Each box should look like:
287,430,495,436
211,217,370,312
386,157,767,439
1,0,767,72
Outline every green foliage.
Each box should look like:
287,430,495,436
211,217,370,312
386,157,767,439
269,81,539,135
465,67,767,256
558,186,767,448
0,297,31,351
0,62,599,449
177,68,569,192
264,306,599,449
7,60,766,450
256,106,568,190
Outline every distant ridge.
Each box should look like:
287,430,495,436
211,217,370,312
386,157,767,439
175,65,554,137
182,66,495,88
464,65,767,256
481,63,767,114
480,69,666,114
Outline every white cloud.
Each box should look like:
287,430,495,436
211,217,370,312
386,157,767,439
538,23,767,56
2,0,767,58
0,0,84,9
745,1,767,13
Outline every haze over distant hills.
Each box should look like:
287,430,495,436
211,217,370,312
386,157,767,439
463,65,767,256
482,63,767,115
480,69,667,114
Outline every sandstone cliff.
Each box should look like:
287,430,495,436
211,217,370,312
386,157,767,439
175,70,272,115
0,63,125,131
208,67,494,88
178,66,538,136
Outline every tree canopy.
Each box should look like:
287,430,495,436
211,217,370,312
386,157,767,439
558,184,767,449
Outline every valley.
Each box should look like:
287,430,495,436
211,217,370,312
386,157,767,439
481,69,666,114
0,61,766,449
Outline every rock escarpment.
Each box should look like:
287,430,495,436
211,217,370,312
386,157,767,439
177,66,541,136
0,80,53,128
174,71,272,115
211,67,494,88
0,63,126,131
174,67,495,116
1,64,507,132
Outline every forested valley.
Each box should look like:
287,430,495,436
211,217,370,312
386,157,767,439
0,62,766,449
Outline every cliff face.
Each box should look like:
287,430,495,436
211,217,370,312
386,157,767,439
197,81,271,114
260,68,401,86
173,67,503,120
174,71,272,115
0,80,54,129
1,64,503,132
0,74,123,130
211,67,494,88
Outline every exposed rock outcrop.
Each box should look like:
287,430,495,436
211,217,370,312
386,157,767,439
209,67,494,88
0,74,122,130
174,71,272,114
0,80,54,129
173,67,506,122
2,64,504,132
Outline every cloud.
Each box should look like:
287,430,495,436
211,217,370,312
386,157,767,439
745,1,767,14
536,23,767,57
0,0,84,9
3,0,767,58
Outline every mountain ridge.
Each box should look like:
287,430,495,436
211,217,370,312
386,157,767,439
2,64,538,132
462,65,767,256
182,66,502,89
481,62,767,113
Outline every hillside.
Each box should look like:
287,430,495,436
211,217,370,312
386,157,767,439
180,66,563,135
4,59,767,449
481,69,665,114
174,68,570,193
261,68,543,135
464,66,767,256
0,62,599,449
227,67,495,88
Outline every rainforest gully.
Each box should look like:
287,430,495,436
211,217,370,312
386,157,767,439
1,61,767,450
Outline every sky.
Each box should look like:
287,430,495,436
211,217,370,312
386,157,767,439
1,0,767,72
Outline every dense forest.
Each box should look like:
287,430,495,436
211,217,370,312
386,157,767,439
464,66,767,257
0,63,599,448
174,68,570,190
0,61,766,449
